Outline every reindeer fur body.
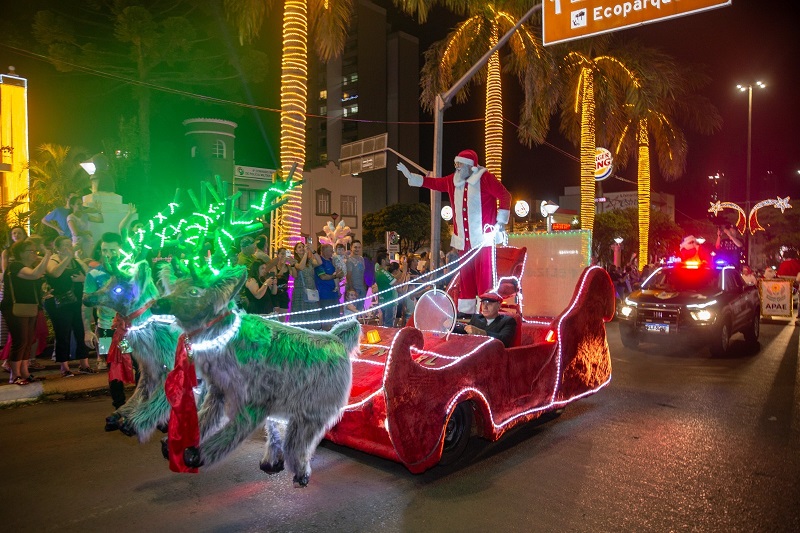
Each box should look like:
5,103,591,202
83,262,180,442
154,266,357,486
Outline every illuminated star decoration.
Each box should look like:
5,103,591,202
707,201,747,233
748,197,792,234
708,197,792,235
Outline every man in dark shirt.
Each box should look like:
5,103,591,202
453,291,517,348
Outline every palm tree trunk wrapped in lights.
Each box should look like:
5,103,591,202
276,0,309,250
578,68,596,232
637,119,650,269
484,25,503,180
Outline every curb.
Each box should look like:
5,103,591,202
0,373,113,406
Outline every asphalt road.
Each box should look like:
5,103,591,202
2,320,798,533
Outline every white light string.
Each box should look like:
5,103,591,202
265,228,503,327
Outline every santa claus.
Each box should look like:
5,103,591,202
398,149,511,314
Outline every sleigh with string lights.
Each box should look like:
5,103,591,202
326,233,615,473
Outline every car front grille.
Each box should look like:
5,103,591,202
637,305,681,325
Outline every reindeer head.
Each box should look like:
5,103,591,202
83,261,159,318
152,265,246,331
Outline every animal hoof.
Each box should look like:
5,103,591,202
105,413,122,432
156,422,169,433
259,460,285,475
160,437,169,459
184,447,204,468
293,474,310,487
119,421,137,437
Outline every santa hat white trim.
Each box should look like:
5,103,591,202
454,155,475,168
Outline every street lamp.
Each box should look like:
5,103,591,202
736,80,766,258
612,237,623,267
441,206,453,221
514,200,530,232
540,201,559,233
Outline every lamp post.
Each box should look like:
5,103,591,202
514,200,530,232
612,237,623,267
736,81,766,258
541,201,559,233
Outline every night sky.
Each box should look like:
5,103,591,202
2,1,798,224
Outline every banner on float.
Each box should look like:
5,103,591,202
758,279,793,317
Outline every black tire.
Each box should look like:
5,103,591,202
743,309,760,344
439,402,473,466
620,326,639,349
709,319,731,357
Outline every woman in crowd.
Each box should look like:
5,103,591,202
245,259,277,314
66,195,103,258
346,240,368,310
0,239,52,385
271,247,293,315
1,225,28,372
290,240,321,327
46,236,93,377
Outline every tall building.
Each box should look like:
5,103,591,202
306,0,420,217
0,69,29,216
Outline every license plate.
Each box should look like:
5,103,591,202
645,323,669,333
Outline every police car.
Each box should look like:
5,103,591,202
617,260,761,356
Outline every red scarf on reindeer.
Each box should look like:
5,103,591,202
165,333,200,473
164,312,230,473
107,303,153,384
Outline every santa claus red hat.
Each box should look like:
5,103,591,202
454,149,479,171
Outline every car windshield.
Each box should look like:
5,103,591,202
644,267,720,292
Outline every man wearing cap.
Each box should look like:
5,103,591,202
397,149,511,315
452,291,517,348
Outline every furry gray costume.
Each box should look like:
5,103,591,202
153,265,358,486
82,261,181,442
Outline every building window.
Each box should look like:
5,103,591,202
341,195,357,217
350,72,358,84
212,140,226,159
348,104,358,116
316,189,331,215
319,89,327,100
320,153,328,163
342,75,348,86
319,105,327,116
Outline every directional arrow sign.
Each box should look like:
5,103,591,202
543,0,731,46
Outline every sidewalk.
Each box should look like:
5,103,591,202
0,354,113,405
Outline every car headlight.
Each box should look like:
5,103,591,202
690,309,714,321
620,305,634,317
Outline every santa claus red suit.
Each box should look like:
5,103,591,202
398,149,511,314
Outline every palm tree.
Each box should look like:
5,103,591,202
416,0,555,181
224,0,353,250
609,45,721,268
555,37,640,232
27,143,90,230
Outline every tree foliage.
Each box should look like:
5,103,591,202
27,143,91,235
362,202,450,255
593,207,682,265
32,0,269,185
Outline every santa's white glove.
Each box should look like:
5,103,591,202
494,222,506,234
397,162,423,187
397,162,411,179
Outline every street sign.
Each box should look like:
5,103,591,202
340,133,388,176
542,0,731,46
234,165,275,180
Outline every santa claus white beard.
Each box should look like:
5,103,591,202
456,165,471,181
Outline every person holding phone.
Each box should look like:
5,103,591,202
245,260,277,314
271,247,293,316
290,239,321,327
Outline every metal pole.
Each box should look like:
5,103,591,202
429,3,542,269
745,85,753,260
